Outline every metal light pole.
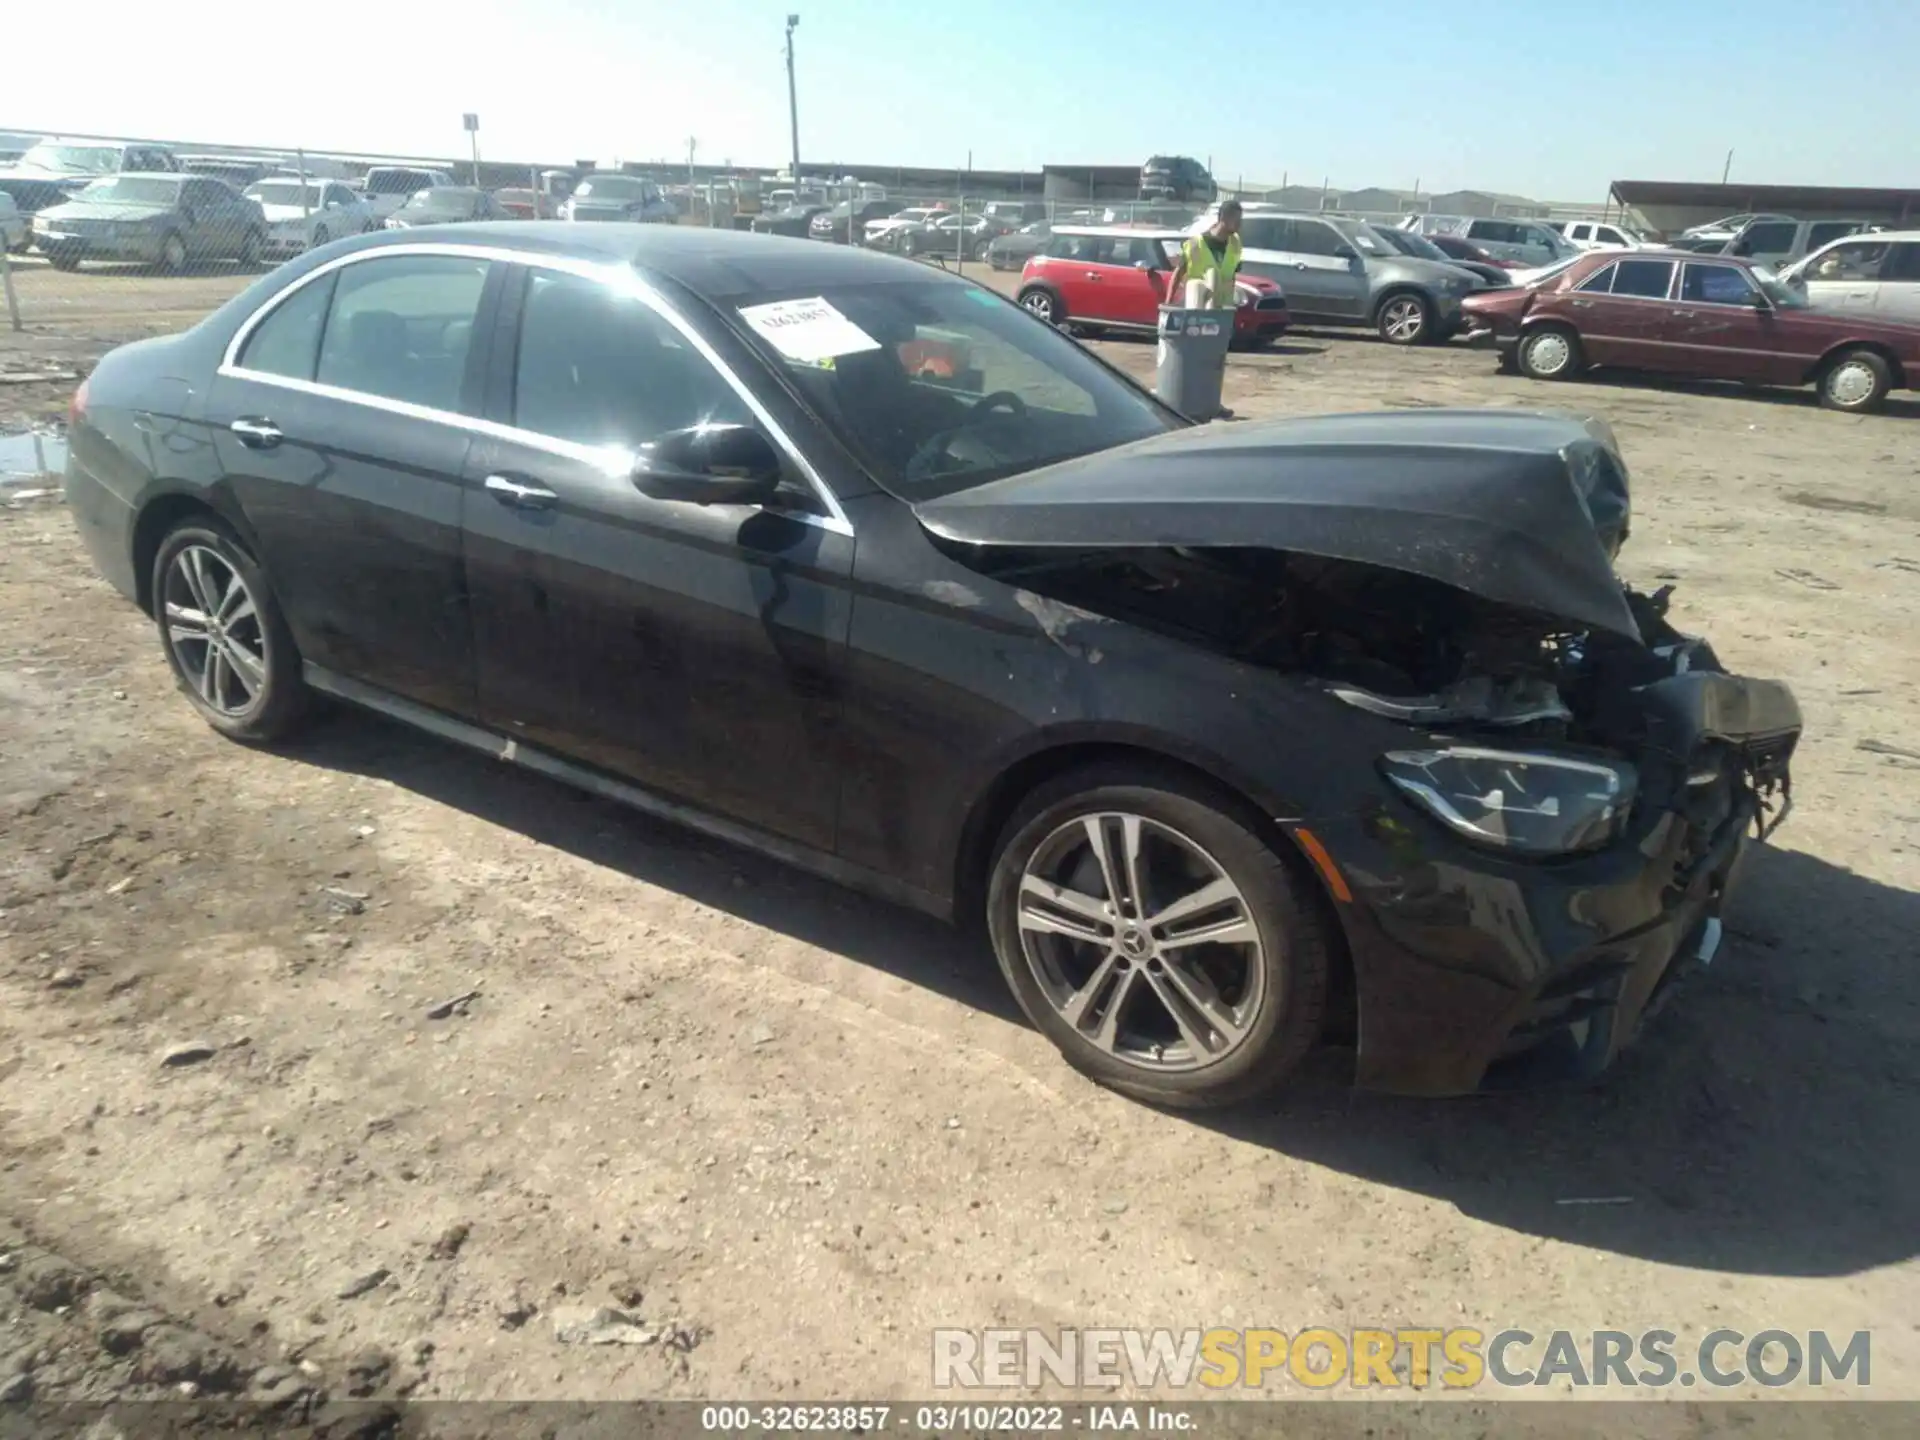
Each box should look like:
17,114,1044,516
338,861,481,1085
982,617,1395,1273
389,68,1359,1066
1721,148,1734,184
785,14,802,184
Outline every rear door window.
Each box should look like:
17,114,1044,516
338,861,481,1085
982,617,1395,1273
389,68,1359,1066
315,254,490,412
1883,243,1920,281
1609,259,1677,299
1469,220,1521,244
1734,221,1796,255
1288,220,1349,257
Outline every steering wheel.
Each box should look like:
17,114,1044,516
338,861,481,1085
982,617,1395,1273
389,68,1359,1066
904,391,1032,482
970,390,1029,421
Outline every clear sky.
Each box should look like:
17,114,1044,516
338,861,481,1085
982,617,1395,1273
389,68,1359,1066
6,0,1913,200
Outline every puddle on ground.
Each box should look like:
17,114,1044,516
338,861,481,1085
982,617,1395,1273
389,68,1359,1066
0,430,68,487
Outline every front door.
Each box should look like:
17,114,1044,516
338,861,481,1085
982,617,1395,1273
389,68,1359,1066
1667,262,1781,381
207,250,497,716
1093,234,1168,327
1247,217,1367,320
1878,242,1920,322
461,263,854,850
1799,237,1890,313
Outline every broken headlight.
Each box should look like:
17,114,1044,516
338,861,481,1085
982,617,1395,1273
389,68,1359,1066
1380,747,1637,855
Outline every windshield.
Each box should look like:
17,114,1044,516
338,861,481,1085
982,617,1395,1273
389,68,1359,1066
1521,256,1583,285
18,143,121,174
246,181,323,207
73,176,182,205
1374,225,1449,261
1330,219,1389,255
729,280,1179,501
575,175,646,200
364,169,432,195
1757,273,1810,309
402,189,474,211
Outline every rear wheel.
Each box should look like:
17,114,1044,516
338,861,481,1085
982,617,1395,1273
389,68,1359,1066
310,225,330,250
986,765,1331,1108
1376,292,1431,345
1517,323,1583,381
1818,348,1891,413
152,521,310,743
1019,286,1064,326
158,231,188,275
236,227,263,268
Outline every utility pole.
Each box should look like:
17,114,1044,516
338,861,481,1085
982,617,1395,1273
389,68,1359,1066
785,14,802,184
687,136,697,186
463,113,481,186
1721,148,1734,184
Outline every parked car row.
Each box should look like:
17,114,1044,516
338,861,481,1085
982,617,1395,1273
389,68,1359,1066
1014,227,1291,348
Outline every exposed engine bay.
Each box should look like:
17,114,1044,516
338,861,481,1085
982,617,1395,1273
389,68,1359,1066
957,542,1797,841
965,544,1693,734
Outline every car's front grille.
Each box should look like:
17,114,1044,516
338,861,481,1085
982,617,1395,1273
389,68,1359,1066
1255,295,1288,311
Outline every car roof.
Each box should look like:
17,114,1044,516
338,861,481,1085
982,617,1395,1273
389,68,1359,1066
321,222,976,300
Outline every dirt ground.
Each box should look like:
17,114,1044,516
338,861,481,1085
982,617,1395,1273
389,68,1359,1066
0,256,1917,1418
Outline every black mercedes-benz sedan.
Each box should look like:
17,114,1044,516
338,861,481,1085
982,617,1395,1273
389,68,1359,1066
62,223,1802,1108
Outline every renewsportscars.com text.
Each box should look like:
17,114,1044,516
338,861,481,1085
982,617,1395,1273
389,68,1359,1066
933,1327,1872,1390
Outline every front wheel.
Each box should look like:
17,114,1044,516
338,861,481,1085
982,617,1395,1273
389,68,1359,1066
309,225,330,250
152,521,310,743
236,228,263,268
986,766,1331,1108
1517,324,1583,381
158,231,188,274
1819,348,1891,413
1376,292,1431,345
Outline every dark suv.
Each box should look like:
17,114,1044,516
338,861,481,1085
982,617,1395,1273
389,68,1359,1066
1141,155,1216,203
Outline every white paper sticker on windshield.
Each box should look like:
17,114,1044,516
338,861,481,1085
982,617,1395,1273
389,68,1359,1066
738,297,881,364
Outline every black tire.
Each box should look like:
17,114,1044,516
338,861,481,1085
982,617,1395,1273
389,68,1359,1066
310,225,330,250
1818,347,1891,413
901,231,921,257
1018,286,1064,326
158,231,188,275
985,763,1331,1109
1516,323,1584,381
1375,291,1432,346
151,519,310,743
237,227,263,268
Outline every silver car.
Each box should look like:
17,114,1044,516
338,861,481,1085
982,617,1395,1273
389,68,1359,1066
1402,213,1577,268
31,173,264,272
1205,208,1482,344
1777,230,1920,323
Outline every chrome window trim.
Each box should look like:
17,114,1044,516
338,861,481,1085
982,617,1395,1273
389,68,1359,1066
216,240,854,537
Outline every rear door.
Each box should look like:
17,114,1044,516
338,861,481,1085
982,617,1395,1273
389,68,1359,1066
1566,256,1677,369
207,249,496,715
460,262,855,849
1727,219,1798,269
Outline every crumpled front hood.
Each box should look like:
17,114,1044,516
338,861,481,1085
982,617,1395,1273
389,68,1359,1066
915,408,1640,638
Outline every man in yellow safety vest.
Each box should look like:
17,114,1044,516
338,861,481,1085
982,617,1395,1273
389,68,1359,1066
1164,200,1243,308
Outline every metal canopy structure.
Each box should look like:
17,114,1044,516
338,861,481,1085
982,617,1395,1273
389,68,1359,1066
1610,179,1920,234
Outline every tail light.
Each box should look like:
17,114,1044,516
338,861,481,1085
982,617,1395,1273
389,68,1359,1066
69,377,89,427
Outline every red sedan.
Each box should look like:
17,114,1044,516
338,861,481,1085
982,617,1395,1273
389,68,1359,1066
1016,226,1289,348
1461,248,1920,412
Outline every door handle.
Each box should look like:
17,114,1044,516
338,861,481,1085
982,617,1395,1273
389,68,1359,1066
484,474,558,509
1292,262,1309,269
1569,298,1593,308
229,417,282,448
1084,270,1103,280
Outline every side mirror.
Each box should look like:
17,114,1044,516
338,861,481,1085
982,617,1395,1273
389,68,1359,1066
1746,290,1771,309
632,423,784,506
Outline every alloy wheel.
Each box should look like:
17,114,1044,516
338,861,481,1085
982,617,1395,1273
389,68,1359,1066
162,234,188,273
162,545,269,717
1014,812,1267,1073
1021,292,1057,324
1381,297,1425,343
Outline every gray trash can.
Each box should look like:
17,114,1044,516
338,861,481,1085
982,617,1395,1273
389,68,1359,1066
1154,306,1234,421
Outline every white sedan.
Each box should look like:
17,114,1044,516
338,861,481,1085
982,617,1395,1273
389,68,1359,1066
243,178,375,258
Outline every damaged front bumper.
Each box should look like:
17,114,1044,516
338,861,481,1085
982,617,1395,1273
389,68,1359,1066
1301,674,1798,1097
